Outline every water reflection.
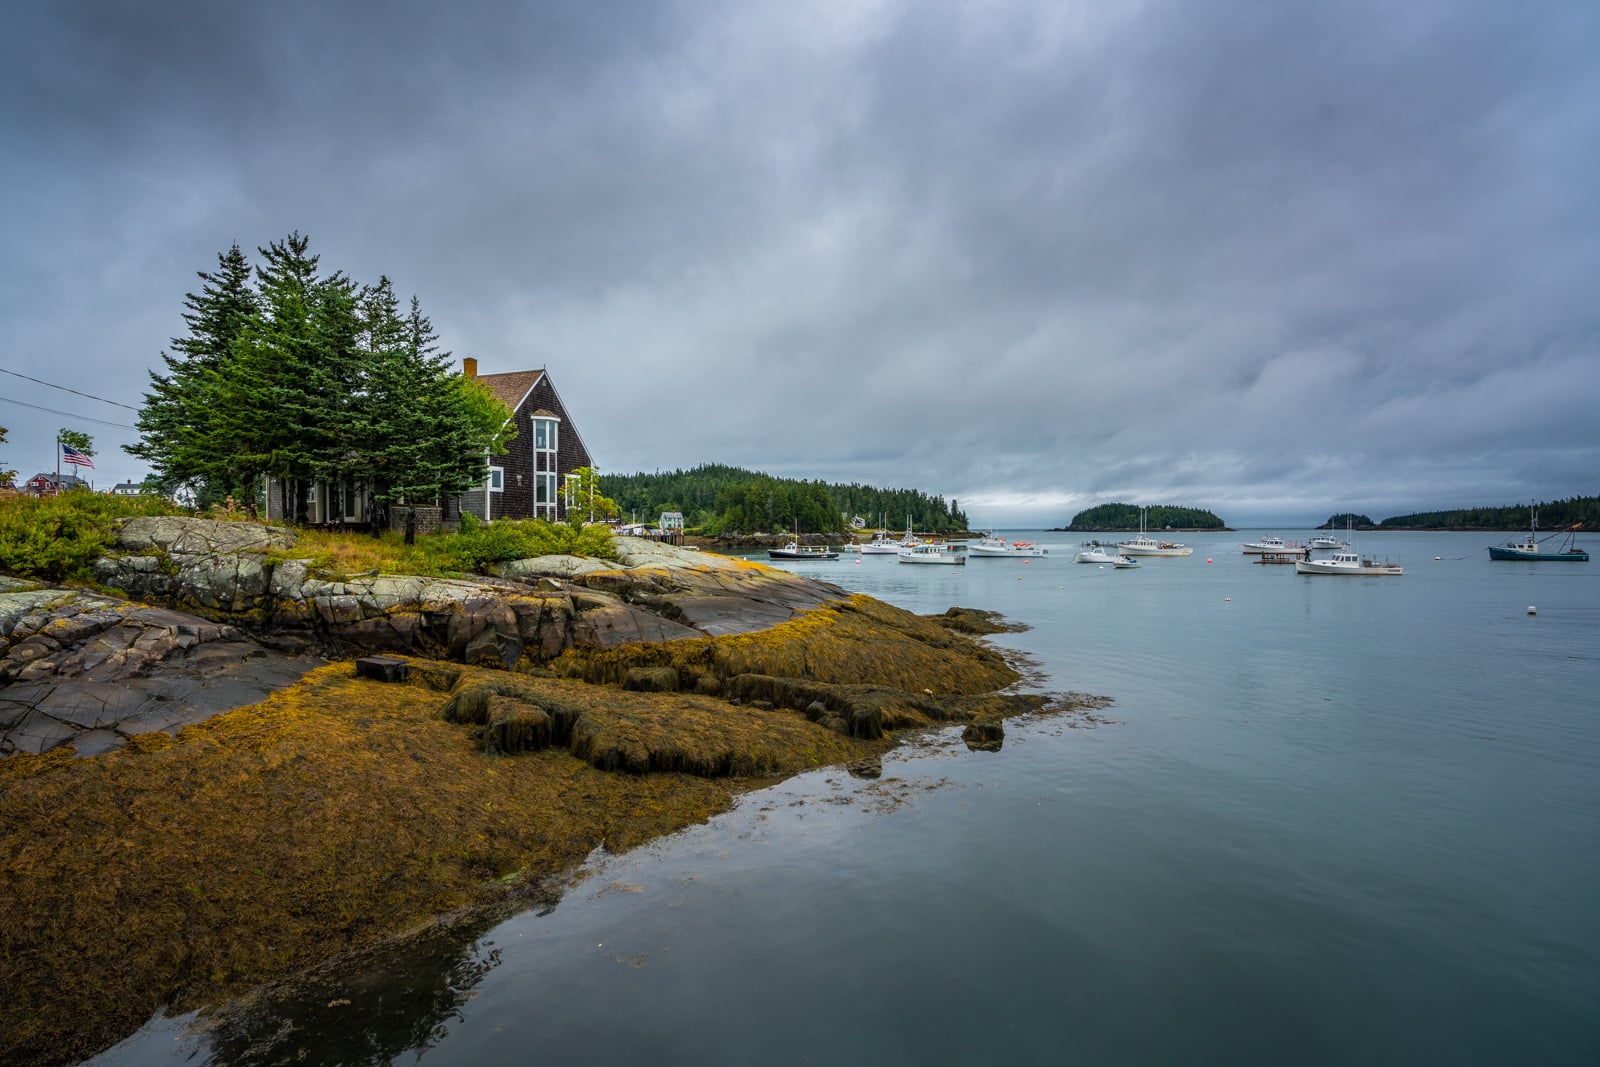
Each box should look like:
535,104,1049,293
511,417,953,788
183,909,521,1066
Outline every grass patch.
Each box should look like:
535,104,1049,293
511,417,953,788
279,519,618,580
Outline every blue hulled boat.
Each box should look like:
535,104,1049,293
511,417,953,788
1488,505,1589,561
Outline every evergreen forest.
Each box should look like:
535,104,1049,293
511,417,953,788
599,464,968,536
1061,503,1226,531
1373,496,1600,529
128,234,513,519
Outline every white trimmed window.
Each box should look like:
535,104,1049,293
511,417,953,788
532,416,560,518
489,467,504,493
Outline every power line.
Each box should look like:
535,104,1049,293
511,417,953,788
0,395,137,430
0,366,140,410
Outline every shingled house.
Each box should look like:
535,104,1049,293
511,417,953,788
264,360,592,527
457,359,594,523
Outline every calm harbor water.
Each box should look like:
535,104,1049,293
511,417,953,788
96,531,1600,1065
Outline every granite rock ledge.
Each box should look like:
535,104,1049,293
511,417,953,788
3,521,850,756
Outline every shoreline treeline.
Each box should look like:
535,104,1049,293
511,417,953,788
1373,495,1600,530
599,464,968,535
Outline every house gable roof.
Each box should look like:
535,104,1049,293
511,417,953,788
471,367,594,467
475,369,546,417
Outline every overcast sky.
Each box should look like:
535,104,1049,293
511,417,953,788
3,0,1597,527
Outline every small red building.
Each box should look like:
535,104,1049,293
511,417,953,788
24,472,90,496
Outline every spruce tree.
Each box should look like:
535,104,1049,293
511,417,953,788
231,232,326,521
127,243,258,507
130,233,512,526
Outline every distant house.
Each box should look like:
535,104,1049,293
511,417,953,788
109,482,143,496
659,511,684,531
24,472,90,496
457,361,594,523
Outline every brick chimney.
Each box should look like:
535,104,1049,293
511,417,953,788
463,357,478,379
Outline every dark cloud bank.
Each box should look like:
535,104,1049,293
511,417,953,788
4,0,1597,526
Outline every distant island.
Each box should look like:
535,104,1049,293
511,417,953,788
1317,511,1375,529
1051,503,1228,532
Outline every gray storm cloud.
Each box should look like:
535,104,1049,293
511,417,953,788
2,0,1596,526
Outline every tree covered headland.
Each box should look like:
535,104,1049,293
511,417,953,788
1319,512,1376,529
1062,503,1225,531
1373,496,1600,529
599,464,968,536
128,234,513,520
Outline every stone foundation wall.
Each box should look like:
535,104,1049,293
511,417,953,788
389,506,443,536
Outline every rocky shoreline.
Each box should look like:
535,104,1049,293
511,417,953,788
0,517,1097,1066
3,518,848,758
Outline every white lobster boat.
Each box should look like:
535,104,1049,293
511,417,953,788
898,542,966,565
859,530,904,554
1294,551,1402,576
1240,535,1307,556
1117,508,1193,557
1117,534,1193,557
969,534,1047,558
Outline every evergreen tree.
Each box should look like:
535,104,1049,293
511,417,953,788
127,243,258,507
223,232,329,520
130,234,514,526
348,289,513,534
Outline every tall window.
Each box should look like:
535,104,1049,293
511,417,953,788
533,416,560,518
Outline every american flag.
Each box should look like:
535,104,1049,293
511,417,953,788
62,444,95,469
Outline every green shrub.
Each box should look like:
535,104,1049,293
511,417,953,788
0,494,614,585
0,492,182,583
446,518,617,572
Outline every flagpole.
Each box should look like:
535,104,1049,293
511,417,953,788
55,431,61,496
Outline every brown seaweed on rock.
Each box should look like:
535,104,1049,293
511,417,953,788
0,588,1067,1067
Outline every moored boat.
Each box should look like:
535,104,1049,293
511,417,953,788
969,534,1047,557
1294,551,1402,576
1117,507,1193,557
1487,505,1589,561
768,541,839,561
1117,534,1193,557
859,529,904,554
1074,546,1119,564
1307,534,1349,550
1111,555,1140,568
897,542,965,565
1241,535,1307,556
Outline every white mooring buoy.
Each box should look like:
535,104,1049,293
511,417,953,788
1528,605,1537,615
